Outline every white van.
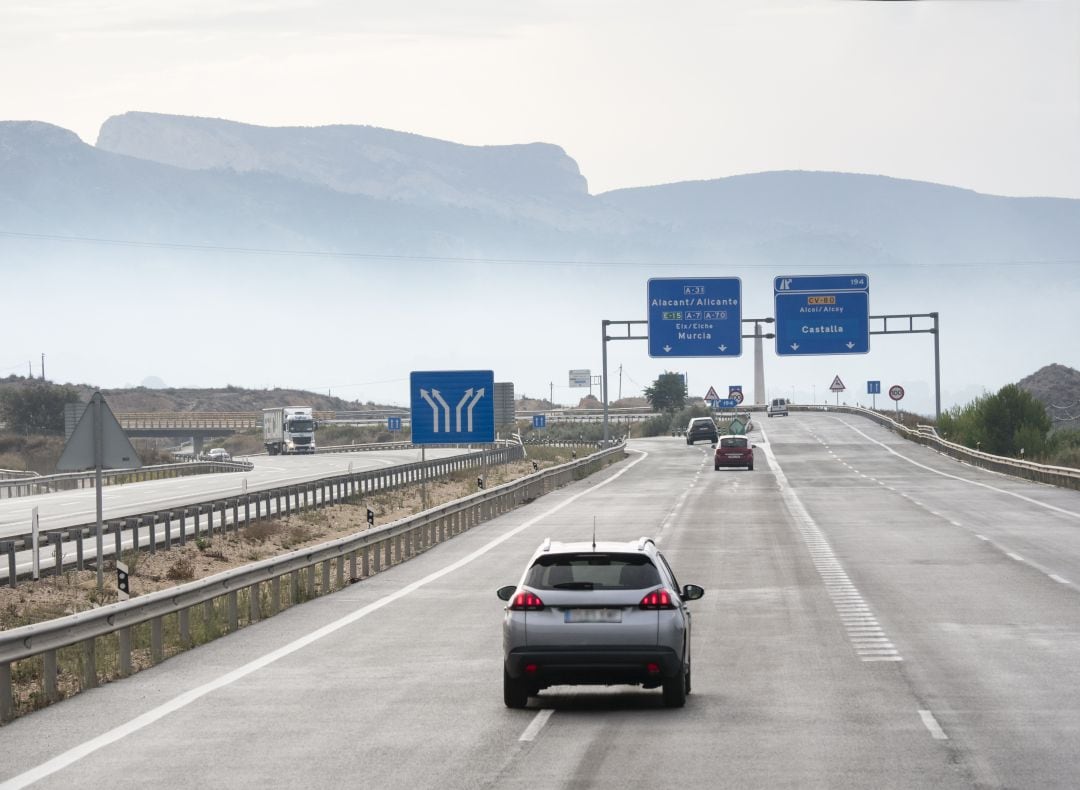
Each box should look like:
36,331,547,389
767,398,789,418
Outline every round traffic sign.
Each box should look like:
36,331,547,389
888,385,905,401
730,390,744,405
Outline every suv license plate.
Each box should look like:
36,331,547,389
565,609,622,624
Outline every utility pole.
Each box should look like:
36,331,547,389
41,353,45,381
549,381,553,407
618,364,623,401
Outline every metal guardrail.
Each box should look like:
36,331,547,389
0,443,626,721
793,404,1080,490
0,445,535,579
0,460,254,500
0,469,40,482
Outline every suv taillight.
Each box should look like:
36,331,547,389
640,589,676,610
510,591,545,611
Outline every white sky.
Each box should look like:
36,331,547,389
2,1,1079,416
2,0,1078,197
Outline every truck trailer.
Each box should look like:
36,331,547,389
263,407,317,455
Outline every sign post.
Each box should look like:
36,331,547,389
867,380,881,410
829,375,846,406
56,392,141,593
889,384,905,418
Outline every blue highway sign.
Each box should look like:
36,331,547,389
716,398,738,409
532,414,547,429
867,380,881,395
410,370,495,444
774,274,869,356
387,416,402,431
648,278,742,358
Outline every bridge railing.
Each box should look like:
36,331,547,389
0,460,254,500
0,445,531,581
0,443,626,721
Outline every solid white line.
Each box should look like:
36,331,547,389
838,420,1080,521
1049,574,1071,585
0,450,650,790
518,709,554,742
1006,552,1025,562
919,709,949,740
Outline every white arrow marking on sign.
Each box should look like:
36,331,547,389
663,345,672,353
420,389,442,433
718,345,727,352
791,343,800,351
846,342,855,349
432,389,451,432
465,388,485,432
455,389,473,433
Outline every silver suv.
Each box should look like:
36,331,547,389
497,537,704,708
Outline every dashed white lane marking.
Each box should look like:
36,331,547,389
519,709,554,742
919,709,949,740
0,451,651,790
758,428,902,663
1050,574,1072,585
1006,552,1025,562
836,419,1080,522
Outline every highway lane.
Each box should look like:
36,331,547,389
0,448,467,539
2,418,1080,788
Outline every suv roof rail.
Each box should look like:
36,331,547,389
540,537,551,552
636,537,655,551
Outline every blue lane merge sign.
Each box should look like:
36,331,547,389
867,380,881,395
648,277,742,358
774,273,869,356
387,416,402,431
410,370,495,444
532,414,546,429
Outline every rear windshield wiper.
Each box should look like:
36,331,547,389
552,582,595,590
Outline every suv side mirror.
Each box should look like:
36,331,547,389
496,585,517,601
682,584,705,601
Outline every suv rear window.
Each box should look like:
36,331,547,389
525,553,661,590
720,437,748,449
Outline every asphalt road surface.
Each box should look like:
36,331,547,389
3,412,1080,789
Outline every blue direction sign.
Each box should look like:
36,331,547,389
387,416,402,431
532,414,547,429
774,274,869,356
867,380,881,395
648,278,742,358
716,398,738,409
410,370,495,445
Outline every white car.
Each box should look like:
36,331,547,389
497,537,704,708
767,398,789,418
205,448,231,461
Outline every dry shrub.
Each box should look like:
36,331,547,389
166,557,196,581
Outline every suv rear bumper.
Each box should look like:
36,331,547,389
505,645,682,684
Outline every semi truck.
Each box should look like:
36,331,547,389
263,407,317,455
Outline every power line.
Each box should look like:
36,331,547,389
1,229,1078,269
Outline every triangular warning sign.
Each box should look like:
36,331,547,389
56,392,143,471
829,375,846,392
704,386,720,401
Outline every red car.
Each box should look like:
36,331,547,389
714,435,754,471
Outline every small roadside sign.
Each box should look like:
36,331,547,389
717,398,738,409
116,561,130,601
387,416,402,431
729,417,746,435
532,415,547,429
704,386,720,401
829,376,846,392
867,381,881,395
730,391,745,405
889,385,905,401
